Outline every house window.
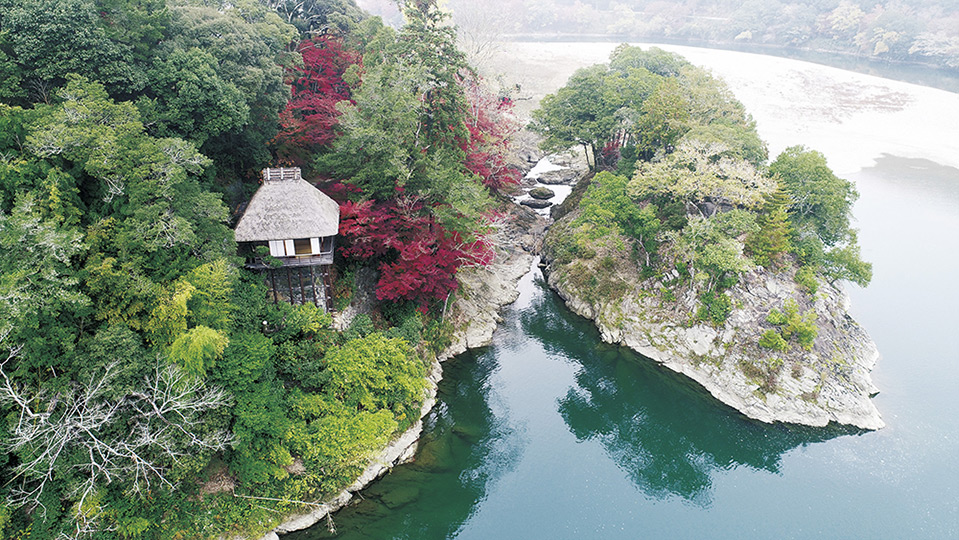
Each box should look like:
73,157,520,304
320,236,334,253
293,238,312,255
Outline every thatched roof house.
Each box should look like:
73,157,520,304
234,167,340,309
234,167,339,244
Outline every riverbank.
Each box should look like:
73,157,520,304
274,43,959,540
256,204,546,539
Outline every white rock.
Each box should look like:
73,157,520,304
546,248,884,430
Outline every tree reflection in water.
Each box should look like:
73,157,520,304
288,269,858,539
286,347,520,540
522,273,856,506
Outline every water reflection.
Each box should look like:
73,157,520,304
286,348,518,540
522,275,856,506
860,154,959,206
290,270,862,539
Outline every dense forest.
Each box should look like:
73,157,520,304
0,0,520,537
428,0,959,73
535,44,871,352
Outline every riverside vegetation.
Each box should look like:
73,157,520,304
0,0,525,538
535,45,882,429
0,1,887,537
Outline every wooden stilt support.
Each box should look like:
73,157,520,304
297,267,306,305
310,265,318,307
323,266,333,312
286,268,294,305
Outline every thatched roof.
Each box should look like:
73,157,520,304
234,168,340,242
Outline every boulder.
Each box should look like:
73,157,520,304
520,199,553,209
536,168,579,185
528,186,555,200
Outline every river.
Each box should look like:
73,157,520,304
287,44,959,539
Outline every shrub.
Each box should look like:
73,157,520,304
345,313,375,341
697,290,732,325
759,329,788,351
795,265,819,294
764,298,818,351
318,333,427,424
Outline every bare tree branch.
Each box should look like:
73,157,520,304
0,348,232,529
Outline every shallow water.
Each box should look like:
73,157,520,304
288,48,959,540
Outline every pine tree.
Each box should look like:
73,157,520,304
747,184,792,268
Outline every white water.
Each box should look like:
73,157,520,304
513,157,575,215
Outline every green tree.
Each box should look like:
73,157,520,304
185,259,236,331
576,171,661,265
770,146,858,247
681,123,768,167
0,194,89,367
141,47,249,145
0,0,140,103
211,331,294,484
629,139,774,209
267,0,366,36
146,279,195,347
747,186,793,267
156,0,296,175
29,78,233,280
636,77,690,155
531,64,617,170
318,59,431,200
821,238,873,287
665,216,752,292
168,326,229,379
770,146,871,286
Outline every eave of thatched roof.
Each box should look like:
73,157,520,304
234,171,339,242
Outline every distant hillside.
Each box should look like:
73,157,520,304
448,0,959,79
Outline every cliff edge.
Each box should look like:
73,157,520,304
543,207,883,430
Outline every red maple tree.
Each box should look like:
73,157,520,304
274,36,359,166
338,197,493,309
460,78,521,192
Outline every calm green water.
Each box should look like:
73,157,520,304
287,153,959,539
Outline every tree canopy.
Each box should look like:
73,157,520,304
540,45,871,331
0,0,520,537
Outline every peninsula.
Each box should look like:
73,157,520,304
532,44,882,429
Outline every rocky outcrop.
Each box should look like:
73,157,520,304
528,186,555,200
256,205,546,540
543,221,883,430
520,198,552,209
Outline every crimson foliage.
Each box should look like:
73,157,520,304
274,36,359,166
339,197,493,308
460,79,521,192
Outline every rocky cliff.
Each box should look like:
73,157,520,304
543,211,883,430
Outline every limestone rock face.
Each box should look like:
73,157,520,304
544,238,884,430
